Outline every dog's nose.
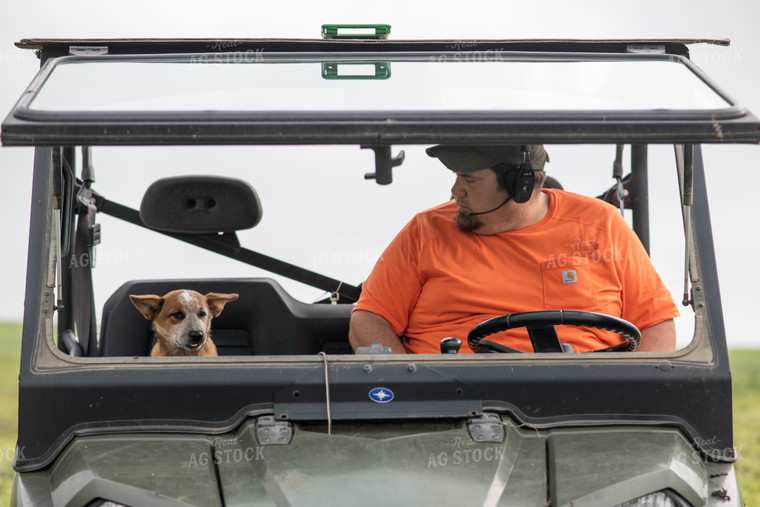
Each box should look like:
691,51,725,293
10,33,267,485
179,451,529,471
188,330,204,343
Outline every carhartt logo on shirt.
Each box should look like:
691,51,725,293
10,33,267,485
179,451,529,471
562,270,577,284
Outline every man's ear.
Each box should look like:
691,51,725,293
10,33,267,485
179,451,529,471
129,295,165,320
205,293,239,318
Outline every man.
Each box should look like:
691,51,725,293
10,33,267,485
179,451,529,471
349,144,679,354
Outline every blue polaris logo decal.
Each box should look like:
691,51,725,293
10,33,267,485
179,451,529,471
368,387,394,403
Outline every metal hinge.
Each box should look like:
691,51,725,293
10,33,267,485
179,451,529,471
69,46,109,56
255,416,293,446
626,44,666,54
467,412,505,444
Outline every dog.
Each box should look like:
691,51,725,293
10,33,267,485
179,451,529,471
129,290,238,357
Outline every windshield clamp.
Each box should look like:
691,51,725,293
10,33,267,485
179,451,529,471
467,412,505,444
69,46,109,56
626,44,665,54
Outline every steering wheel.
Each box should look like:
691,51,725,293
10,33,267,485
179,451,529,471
467,310,641,353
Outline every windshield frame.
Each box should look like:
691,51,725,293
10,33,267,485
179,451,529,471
3,49,760,146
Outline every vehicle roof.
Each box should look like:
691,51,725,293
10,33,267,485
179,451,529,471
13,37,732,50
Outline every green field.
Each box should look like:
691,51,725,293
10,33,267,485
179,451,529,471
731,348,760,503
0,322,757,505
0,323,21,506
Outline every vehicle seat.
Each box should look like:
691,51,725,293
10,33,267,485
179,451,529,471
544,175,564,190
98,278,353,357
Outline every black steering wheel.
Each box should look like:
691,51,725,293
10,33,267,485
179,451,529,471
467,310,641,353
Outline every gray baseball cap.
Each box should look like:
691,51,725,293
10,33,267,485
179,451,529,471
425,144,549,173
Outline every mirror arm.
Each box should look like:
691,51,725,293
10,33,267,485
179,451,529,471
362,145,405,185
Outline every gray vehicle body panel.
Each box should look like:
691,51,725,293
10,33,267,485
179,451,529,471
10,420,743,506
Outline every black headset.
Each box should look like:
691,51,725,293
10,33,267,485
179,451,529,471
497,145,535,204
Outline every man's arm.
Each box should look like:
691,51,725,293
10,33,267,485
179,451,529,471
349,310,408,354
637,319,676,352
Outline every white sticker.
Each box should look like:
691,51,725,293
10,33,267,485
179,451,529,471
561,270,578,284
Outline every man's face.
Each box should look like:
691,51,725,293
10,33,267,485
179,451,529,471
450,168,510,232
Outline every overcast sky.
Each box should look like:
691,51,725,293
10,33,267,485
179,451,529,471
1,0,759,348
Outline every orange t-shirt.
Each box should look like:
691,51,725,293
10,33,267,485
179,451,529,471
354,189,679,354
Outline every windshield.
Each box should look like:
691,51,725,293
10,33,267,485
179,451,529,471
28,54,731,113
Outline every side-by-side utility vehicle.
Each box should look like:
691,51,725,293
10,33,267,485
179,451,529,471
2,27,758,506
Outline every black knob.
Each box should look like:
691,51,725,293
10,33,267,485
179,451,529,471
440,337,462,354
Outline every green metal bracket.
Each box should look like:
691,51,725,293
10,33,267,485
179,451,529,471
321,61,391,80
321,24,391,40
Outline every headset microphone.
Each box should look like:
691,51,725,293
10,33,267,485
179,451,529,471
468,195,514,216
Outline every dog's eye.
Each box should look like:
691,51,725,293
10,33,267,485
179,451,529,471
198,311,207,318
171,312,184,320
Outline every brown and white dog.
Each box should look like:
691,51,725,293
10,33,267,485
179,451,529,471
129,290,238,357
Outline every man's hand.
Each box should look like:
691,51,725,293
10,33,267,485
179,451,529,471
349,310,408,354
637,319,676,352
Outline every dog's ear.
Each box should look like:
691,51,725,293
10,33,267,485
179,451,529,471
205,293,239,318
129,295,165,320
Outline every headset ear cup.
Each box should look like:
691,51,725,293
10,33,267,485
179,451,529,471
499,163,535,204
510,164,535,204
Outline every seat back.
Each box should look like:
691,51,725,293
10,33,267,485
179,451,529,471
99,278,352,357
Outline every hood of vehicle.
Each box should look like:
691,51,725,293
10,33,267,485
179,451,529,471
13,416,726,507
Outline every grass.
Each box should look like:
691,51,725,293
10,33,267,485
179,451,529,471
0,323,21,507
730,349,760,503
0,323,756,505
